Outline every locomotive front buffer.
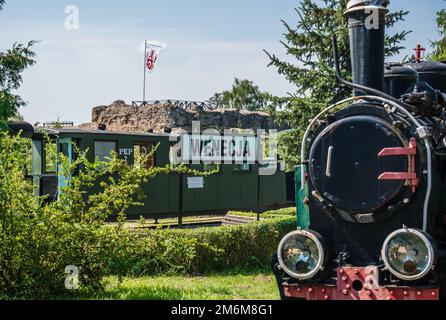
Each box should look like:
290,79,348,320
283,267,440,301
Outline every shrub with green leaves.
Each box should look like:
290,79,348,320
105,217,296,277
228,207,296,219
0,132,200,298
0,131,293,299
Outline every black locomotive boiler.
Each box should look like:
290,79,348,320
273,0,446,300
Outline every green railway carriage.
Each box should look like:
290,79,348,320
30,128,287,218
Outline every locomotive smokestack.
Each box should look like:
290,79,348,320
345,0,389,96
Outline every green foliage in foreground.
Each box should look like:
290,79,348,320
228,207,296,219
109,217,296,279
0,132,295,299
0,132,209,299
91,272,279,300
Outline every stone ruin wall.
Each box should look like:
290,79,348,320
78,100,284,133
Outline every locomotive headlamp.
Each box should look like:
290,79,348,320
277,230,325,280
381,228,437,281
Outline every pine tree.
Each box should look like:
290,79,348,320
0,0,36,128
265,0,410,169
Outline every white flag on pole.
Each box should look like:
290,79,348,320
145,42,162,74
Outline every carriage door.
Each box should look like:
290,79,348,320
31,139,43,197
134,142,156,168
57,138,74,197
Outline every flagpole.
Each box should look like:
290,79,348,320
143,40,147,103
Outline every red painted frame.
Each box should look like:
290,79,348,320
283,267,440,300
378,137,419,192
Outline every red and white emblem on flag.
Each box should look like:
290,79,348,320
146,49,158,71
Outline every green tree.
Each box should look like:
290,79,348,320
265,0,410,169
0,0,36,128
215,78,271,111
431,3,446,62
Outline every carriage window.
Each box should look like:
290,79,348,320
94,141,117,162
134,142,156,169
59,142,70,157
44,141,57,173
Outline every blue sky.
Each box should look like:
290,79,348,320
0,0,444,125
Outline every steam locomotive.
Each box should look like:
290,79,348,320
272,0,446,300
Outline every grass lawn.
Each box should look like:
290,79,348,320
88,271,280,300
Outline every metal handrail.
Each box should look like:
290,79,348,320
131,100,220,110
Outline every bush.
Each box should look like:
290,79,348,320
0,132,295,299
227,207,296,220
105,217,296,277
261,207,296,216
0,132,205,298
